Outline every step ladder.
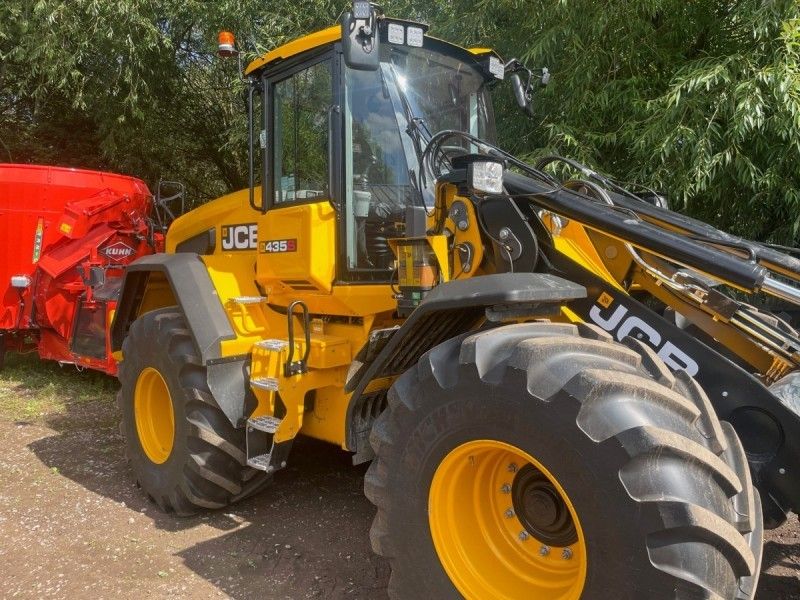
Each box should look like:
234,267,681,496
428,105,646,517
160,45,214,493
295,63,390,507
245,414,291,472
244,300,310,473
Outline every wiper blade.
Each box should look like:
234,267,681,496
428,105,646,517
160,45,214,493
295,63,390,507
380,63,430,190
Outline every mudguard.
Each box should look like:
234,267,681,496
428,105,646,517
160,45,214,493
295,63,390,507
110,253,235,363
344,273,586,459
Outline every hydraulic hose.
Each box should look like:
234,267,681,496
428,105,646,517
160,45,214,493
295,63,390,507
503,171,769,292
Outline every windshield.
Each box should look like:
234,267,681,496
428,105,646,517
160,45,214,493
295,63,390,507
342,41,496,276
385,44,496,144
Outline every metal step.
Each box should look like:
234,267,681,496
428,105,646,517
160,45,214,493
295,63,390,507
247,453,274,472
231,296,266,305
247,415,282,434
255,339,289,351
251,377,280,392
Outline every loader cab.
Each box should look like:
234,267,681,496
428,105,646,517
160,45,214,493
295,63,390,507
243,21,499,311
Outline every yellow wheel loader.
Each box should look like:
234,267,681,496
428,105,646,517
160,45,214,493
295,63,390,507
111,4,800,598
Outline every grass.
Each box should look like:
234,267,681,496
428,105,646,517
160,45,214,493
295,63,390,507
0,351,118,421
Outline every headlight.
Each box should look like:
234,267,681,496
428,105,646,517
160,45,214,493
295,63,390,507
469,160,504,195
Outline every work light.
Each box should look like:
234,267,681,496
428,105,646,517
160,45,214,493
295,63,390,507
469,160,504,195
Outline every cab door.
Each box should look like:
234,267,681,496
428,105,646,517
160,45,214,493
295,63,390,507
256,53,340,304
255,48,414,317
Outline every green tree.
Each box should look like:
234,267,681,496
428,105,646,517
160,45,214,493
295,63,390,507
0,0,341,201
2,0,799,245
450,0,800,243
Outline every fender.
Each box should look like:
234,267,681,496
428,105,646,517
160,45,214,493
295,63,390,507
110,253,235,363
344,272,586,462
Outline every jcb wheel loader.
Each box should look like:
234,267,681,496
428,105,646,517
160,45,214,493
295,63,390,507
111,4,800,598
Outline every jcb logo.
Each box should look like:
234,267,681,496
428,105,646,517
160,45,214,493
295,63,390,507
589,292,700,376
221,223,257,251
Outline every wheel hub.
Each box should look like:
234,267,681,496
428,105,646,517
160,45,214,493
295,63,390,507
134,367,175,464
512,464,578,547
428,440,586,600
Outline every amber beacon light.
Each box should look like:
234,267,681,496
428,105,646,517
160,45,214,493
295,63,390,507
217,31,238,57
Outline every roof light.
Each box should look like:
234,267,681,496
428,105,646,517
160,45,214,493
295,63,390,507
217,31,238,57
406,26,424,47
387,23,404,45
488,56,505,79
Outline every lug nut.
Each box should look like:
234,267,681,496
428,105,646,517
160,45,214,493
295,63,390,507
504,508,514,519
539,545,550,556
501,483,511,494
562,547,573,560
518,531,529,541
507,463,518,473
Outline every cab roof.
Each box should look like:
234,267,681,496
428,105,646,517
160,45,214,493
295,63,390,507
244,22,498,76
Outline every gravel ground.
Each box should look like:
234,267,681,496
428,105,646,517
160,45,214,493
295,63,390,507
0,355,797,599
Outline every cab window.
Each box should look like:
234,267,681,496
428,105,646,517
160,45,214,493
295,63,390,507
273,60,332,203
343,66,413,274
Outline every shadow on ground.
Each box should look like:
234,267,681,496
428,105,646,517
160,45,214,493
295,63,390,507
175,438,390,599
15,352,242,533
757,539,800,599
10,353,797,599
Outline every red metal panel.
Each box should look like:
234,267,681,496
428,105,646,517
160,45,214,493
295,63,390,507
0,164,155,374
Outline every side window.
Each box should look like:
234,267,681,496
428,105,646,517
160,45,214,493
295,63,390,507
273,60,332,203
344,65,413,273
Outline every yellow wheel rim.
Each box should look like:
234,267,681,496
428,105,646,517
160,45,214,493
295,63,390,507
133,367,175,464
429,440,587,600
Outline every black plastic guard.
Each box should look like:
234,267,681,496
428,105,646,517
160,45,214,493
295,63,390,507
110,253,235,363
344,273,586,453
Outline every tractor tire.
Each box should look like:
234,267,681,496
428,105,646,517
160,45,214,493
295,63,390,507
365,322,763,600
117,307,270,515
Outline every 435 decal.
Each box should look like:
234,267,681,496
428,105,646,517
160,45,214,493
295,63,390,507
260,239,297,253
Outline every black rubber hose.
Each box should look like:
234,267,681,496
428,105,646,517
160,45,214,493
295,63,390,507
503,171,768,291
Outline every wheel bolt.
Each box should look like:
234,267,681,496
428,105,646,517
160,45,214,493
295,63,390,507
518,531,529,541
562,547,573,560
507,463,518,473
501,483,511,494
539,545,550,556
504,508,514,519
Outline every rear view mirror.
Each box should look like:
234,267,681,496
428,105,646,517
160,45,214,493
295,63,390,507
510,72,535,117
342,1,380,71
507,60,549,118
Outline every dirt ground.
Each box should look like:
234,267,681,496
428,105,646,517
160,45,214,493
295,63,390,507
0,354,798,599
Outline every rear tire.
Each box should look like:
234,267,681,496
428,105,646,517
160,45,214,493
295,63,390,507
117,307,269,515
366,322,763,599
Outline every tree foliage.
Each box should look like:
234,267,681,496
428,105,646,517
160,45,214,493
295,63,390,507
1,0,799,242
447,0,800,242
0,0,342,200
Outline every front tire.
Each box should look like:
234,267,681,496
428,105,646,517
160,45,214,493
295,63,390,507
117,307,269,515
366,322,763,599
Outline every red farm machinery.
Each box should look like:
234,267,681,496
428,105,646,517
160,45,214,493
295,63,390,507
0,164,165,373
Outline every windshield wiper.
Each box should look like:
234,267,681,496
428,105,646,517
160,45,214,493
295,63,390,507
379,63,431,193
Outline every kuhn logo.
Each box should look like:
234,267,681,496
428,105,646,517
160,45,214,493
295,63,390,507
589,292,700,376
101,241,135,261
221,223,258,251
